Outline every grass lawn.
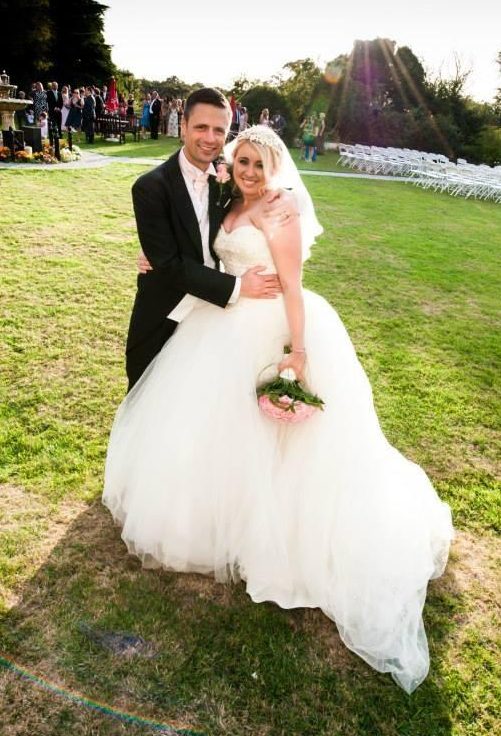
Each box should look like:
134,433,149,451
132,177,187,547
0,165,500,735
77,132,181,159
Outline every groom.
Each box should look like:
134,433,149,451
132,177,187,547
126,88,286,390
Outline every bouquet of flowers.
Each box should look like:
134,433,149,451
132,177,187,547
257,347,324,423
15,150,32,163
32,150,59,164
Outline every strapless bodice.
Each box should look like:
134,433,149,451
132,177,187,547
214,225,277,277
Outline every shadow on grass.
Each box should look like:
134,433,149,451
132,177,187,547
1,500,463,736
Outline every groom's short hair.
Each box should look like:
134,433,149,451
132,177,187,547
183,88,231,122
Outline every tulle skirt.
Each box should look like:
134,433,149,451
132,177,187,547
103,290,453,692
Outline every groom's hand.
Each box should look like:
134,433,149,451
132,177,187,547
137,249,153,274
241,266,282,298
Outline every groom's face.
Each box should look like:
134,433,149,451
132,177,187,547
182,103,231,170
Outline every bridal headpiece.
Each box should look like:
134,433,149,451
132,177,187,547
235,125,283,155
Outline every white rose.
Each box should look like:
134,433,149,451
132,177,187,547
279,368,296,381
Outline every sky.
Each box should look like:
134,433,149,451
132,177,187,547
102,0,500,103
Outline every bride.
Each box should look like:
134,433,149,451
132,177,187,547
103,125,453,693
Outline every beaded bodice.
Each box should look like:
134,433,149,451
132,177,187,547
214,225,277,276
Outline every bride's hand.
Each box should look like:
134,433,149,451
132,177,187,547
262,190,299,228
278,351,306,382
137,249,152,274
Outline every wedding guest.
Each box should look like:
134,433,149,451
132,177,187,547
300,114,317,162
140,93,151,139
229,101,242,139
38,111,49,138
102,84,108,103
118,93,127,118
61,85,71,130
32,81,48,122
160,96,170,135
94,87,105,118
316,112,326,155
177,99,184,138
239,106,249,132
259,107,270,126
126,94,135,124
66,89,83,131
167,99,178,137
82,86,96,143
149,91,161,139
47,81,63,137
272,111,286,138
14,91,28,128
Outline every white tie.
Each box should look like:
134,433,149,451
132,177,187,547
193,171,209,199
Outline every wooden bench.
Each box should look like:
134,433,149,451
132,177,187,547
123,115,141,141
96,116,127,144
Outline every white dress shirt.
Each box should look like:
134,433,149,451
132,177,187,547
167,148,240,322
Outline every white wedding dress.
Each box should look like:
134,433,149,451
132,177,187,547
103,224,453,693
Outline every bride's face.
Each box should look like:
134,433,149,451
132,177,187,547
233,143,267,197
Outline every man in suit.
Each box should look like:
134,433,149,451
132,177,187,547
149,90,162,139
94,87,104,116
93,87,104,134
229,101,242,140
127,87,285,391
47,81,64,137
82,86,96,143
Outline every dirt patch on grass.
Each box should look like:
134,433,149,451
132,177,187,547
421,300,446,316
0,484,87,608
444,529,500,612
0,485,48,532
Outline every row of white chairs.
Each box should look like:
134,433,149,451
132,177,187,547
337,144,501,203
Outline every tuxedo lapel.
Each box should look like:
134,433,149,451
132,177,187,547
208,176,221,250
208,175,231,259
165,152,203,260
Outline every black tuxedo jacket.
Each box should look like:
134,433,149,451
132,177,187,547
150,98,161,119
47,90,63,114
126,150,235,389
82,95,96,120
95,94,104,116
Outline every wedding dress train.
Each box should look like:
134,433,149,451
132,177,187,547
103,224,453,693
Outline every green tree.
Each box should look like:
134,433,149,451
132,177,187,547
137,76,195,101
494,51,501,117
278,58,323,122
391,46,427,111
228,75,255,100
0,0,114,92
240,85,293,143
49,0,115,86
0,0,53,92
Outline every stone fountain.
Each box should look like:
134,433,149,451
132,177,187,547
0,71,29,131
